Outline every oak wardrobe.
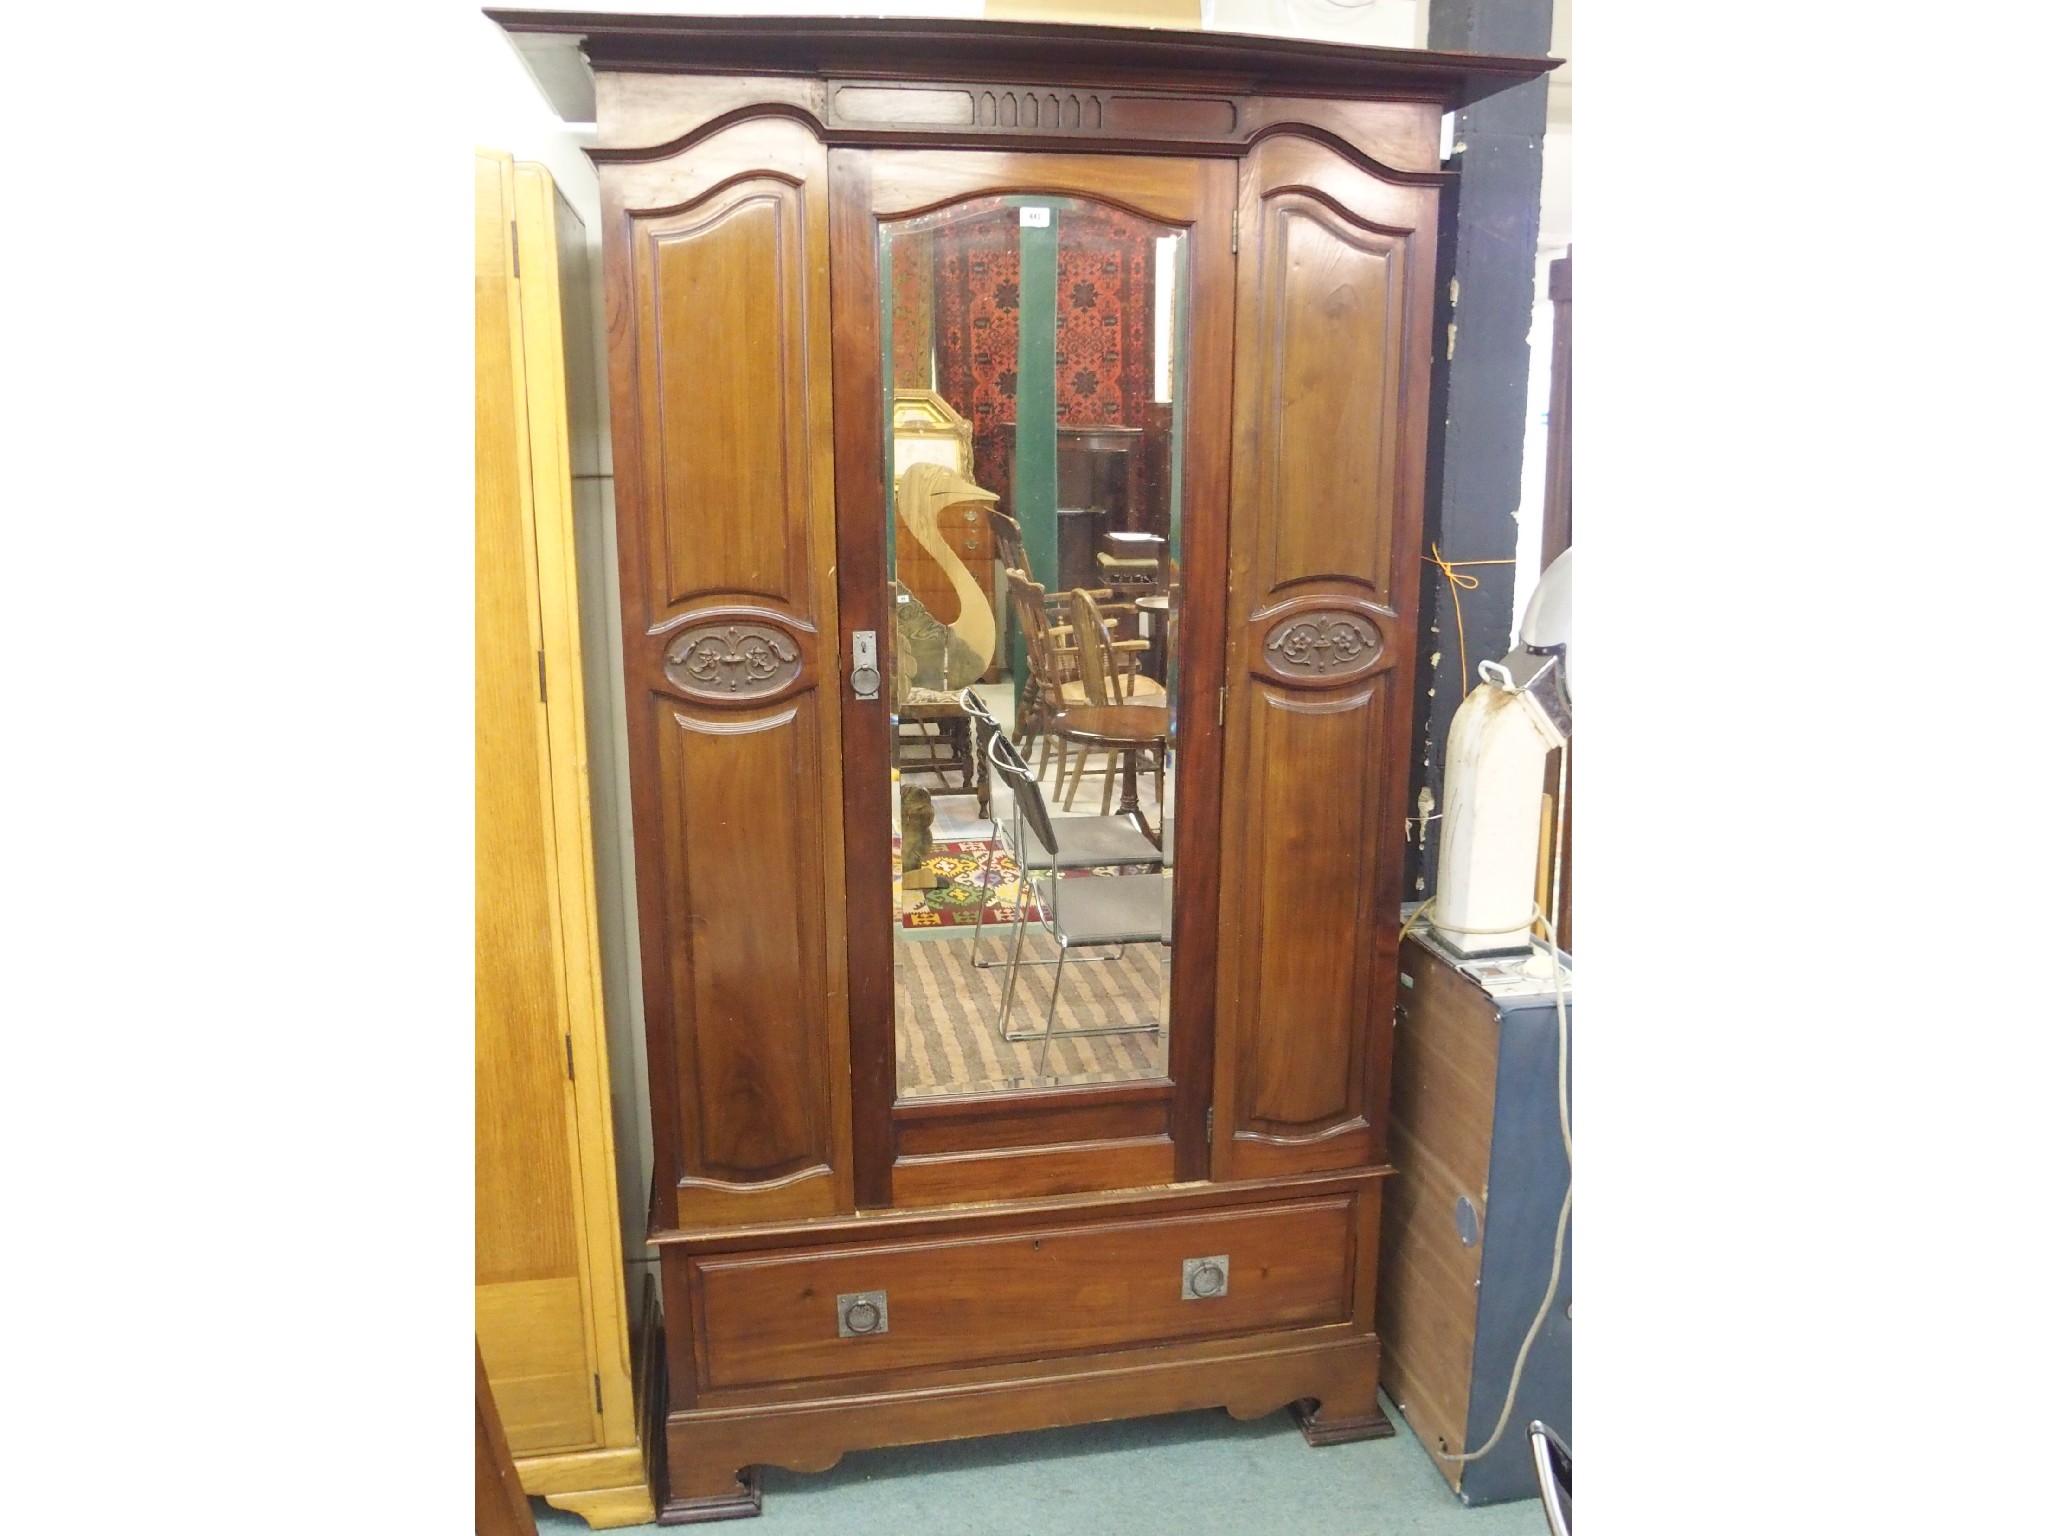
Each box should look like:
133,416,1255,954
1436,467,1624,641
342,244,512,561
489,12,1553,1523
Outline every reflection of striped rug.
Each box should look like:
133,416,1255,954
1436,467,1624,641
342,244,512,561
895,927,1169,1099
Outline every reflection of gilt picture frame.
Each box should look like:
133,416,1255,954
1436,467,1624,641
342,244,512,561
892,388,974,481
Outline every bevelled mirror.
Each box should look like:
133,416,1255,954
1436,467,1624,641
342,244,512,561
880,193,1189,1101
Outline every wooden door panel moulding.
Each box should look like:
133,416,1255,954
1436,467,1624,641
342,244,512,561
1230,679,1387,1139
650,692,842,1226
1213,132,1439,1184
603,110,854,1234
632,178,817,617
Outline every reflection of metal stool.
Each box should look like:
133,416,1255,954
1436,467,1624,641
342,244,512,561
985,732,1169,1075
957,692,1161,972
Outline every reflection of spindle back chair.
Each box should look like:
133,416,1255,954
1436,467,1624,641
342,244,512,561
1003,570,1085,769
991,508,1029,582
993,509,1151,719
1061,588,1167,813
991,508,1144,646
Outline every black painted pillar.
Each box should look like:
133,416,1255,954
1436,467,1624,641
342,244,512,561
1406,0,1556,899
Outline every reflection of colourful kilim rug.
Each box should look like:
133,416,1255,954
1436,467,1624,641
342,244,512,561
894,838,1044,931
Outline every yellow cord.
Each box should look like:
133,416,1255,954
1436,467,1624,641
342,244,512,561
1397,896,1437,950
1426,543,1519,695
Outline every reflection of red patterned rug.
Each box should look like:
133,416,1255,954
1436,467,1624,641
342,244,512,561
894,838,1134,933
895,838,1043,930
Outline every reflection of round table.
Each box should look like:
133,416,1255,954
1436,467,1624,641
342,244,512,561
1053,704,1169,837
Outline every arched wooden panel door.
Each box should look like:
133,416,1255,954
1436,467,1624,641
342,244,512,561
1211,134,1440,1183
600,117,856,1230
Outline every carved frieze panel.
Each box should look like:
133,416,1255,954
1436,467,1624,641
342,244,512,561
826,81,1237,140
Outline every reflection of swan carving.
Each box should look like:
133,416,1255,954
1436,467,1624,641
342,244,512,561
896,462,1000,689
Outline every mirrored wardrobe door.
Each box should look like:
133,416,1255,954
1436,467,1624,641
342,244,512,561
833,151,1236,1206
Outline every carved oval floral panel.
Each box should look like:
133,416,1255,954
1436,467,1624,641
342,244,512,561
1259,610,1383,683
664,620,803,699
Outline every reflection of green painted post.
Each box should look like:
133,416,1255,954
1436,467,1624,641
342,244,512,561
880,229,897,575
1165,232,1190,727
1012,205,1058,709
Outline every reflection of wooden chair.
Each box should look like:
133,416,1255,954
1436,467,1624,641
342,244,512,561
1061,588,1167,813
992,509,1143,639
991,508,1030,585
1004,570,1087,773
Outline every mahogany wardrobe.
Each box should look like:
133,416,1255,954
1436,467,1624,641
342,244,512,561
490,12,1552,1523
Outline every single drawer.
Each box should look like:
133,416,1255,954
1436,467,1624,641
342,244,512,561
692,1195,1355,1391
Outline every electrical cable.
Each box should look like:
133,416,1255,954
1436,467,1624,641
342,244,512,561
1433,753,1572,1465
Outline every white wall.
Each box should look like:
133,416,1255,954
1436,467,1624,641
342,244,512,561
1512,0,1573,637
1203,0,1427,48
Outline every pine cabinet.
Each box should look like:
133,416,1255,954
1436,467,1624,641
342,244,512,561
475,149,653,1530
488,13,1552,1523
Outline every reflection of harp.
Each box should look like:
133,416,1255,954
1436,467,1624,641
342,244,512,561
895,462,999,691
892,388,974,478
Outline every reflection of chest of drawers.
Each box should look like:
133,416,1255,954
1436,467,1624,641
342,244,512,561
894,500,1000,680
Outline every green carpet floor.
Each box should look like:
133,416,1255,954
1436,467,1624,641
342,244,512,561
533,1397,1550,1535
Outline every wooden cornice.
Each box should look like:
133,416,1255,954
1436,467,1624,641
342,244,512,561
485,8,1557,124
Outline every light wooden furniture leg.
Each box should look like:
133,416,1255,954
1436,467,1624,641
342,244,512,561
1100,750,1117,816
543,1485,659,1529
513,1447,661,1530
1064,746,1091,810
